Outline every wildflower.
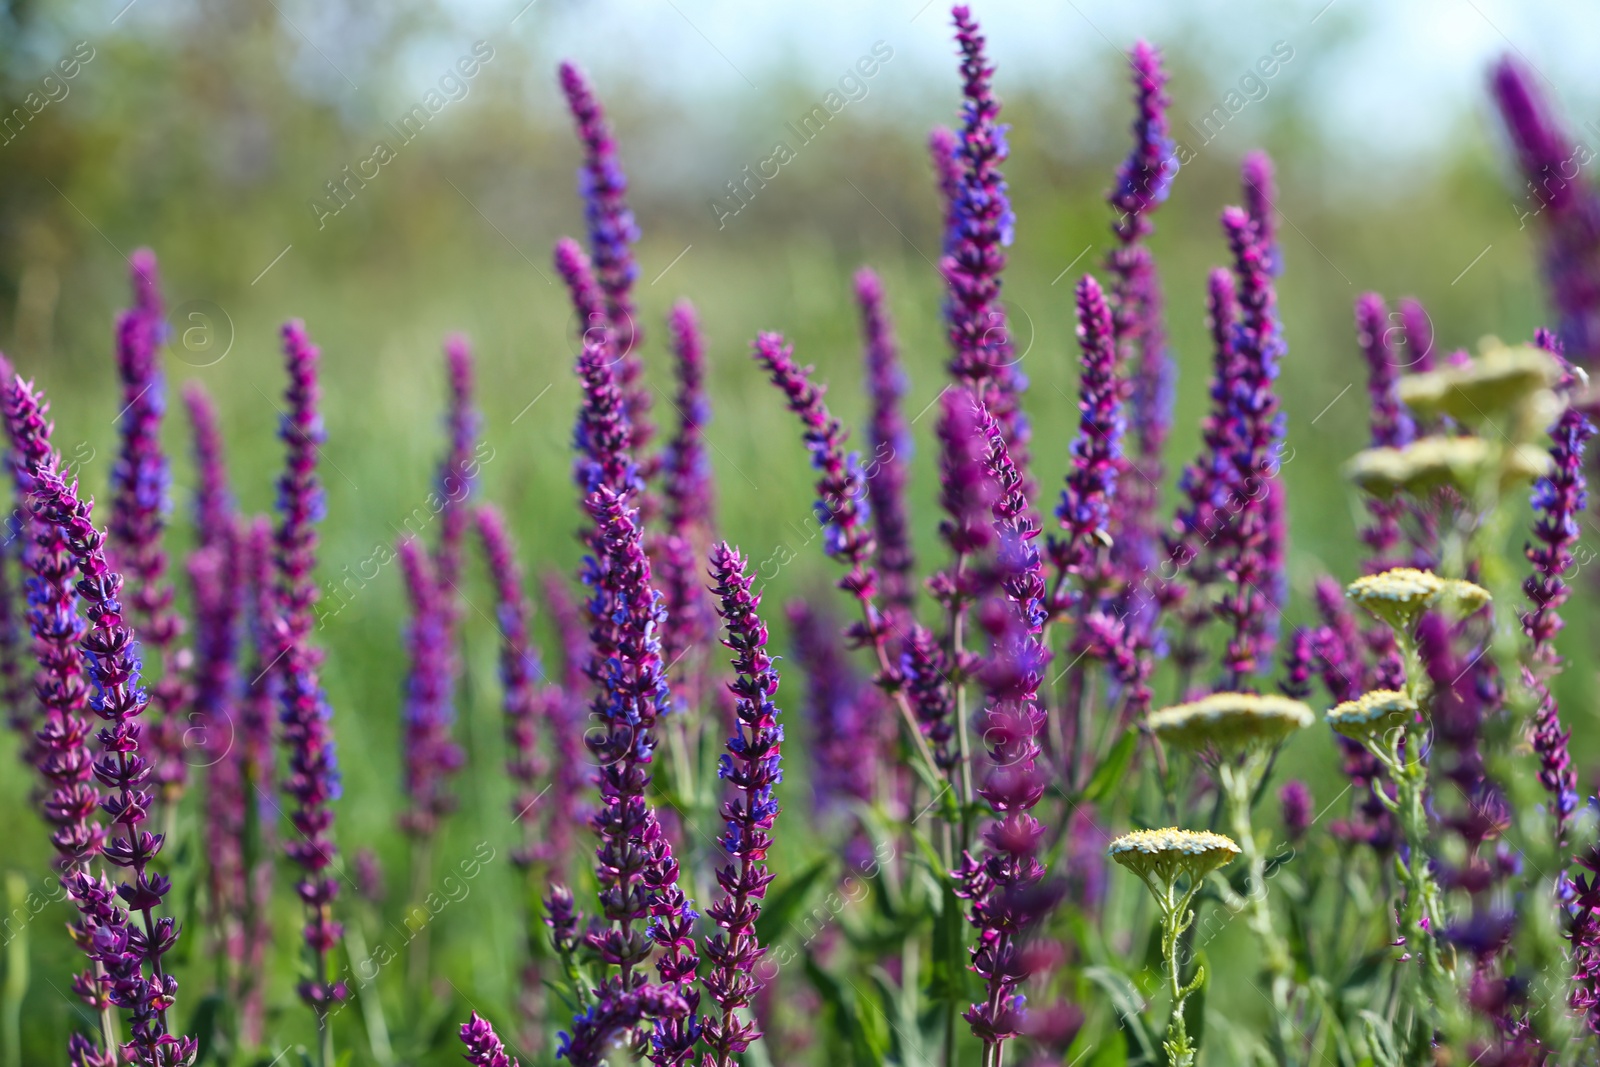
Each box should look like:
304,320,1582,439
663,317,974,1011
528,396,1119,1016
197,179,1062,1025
702,543,784,1065
786,599,876,814
1346,567,1489,631
1346,435,1552,498
109,250,190,801
558,61,653,489
397,536,462,835
8,375,197,1066
854,268,916,618
1148,692,1313,756
1241,149,1281,275
1396,340,1561,429
1490,55,1600,363
1524,391,1593,653
1326,689,1417,741
943,5,1029,474
559,237,638,501
1280,781,1313,843
271,320,348,1017
928,125,964,254
1355,293,1415,572
1049,275,1123,591
1108,827,1239,886
1280,627,1314,699
460,1011,521,1067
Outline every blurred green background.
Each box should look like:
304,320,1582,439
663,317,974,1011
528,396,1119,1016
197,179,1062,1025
1,0,1596,1061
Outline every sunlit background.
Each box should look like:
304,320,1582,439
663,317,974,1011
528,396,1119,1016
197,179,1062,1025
1,0,1597,1058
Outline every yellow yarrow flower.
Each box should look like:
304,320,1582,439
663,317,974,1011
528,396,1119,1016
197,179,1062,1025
1108,828,1241,885
1148,692,1313,756
1326,689,1417,740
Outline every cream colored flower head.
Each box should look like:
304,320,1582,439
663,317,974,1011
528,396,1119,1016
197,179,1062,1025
1148,692,1313,756
1347,436,1550,501
1326,689,1417,740
1347,567,1490,631
1396,340,1561,428
1108,828,1240,885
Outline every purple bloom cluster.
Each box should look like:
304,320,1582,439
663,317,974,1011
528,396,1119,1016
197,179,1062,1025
475,505,556,869
559,61,654,488
657,300,715,713
434,334,479,600
1050,275,1123,596
8,375,195,1066
786,599,877,815
397,536,462,835
1354,293,1415,573
1490,57,1600,363
929,125,964,253
272,320,347,1016
561,238,640,500
701,543,784,1065
109,250,190,800
461,1011,522,1067
855,268,916,619
942,6,1029,480
1212,198,1288,688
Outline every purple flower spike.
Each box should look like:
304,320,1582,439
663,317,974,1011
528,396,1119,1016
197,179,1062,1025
109,253,190,802
929,125,964,254
1049,275,1123,597
7,375,196,1066
1241,150,1282,276
751,333,889,657
181,384,233,550
787,599,877,815
1524,375,1592,849
461,1011,522,1067
855,268,916,618
560,238,639,502
271,320,347,1017
1110,41,1177,243
658,300,715,714
943,6,1029,477
1213,204,1288,688
558,61,654,484
5,357,100,874
1280,780,1313,843
1280,627,1314,700
397,536,461,836
1399,297,1435,372
434,333,480,607
1355,293,1413,575
1104,42,1176,638
1491,57,1600,362
475,505,556,869
235,515,278,1047
702,542,784,1066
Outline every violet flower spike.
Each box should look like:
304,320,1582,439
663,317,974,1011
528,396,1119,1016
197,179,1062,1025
786,599,876,815
855,268,916,619
0,512,25,747
702,542,784,1066
1049,274,1123,604
1399,297,1435,372
3,355,101,874
434,333,480,610
272,320,348,1020
929,125,964,254
1213,203,1289,688
558,61,654,492
8,375,196,1066
943,6,1029,479
181,383,233,551
1355,293,1414,575
109,251,190,801
1490,56,1600,363
474,505,551,869
235,514,279,1048
559,238,638,501
461,1011,522,1067
397,536,461,836
657,300,715,714
1241,150,1282,276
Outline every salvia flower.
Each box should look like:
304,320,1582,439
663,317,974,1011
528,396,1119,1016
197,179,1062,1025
560,238,639,501
433,333,480,608
1240,150,1281,276
702,543,784,1065
1280,780,1313,843
8,375,195,1066
1050,275,1123,596
1490,56,1600,363
397,536,462,835
1109,41,1177,243
786,598,876,813
558,61,653,480
475,505,556,869
929,124,964,253
943,5,1029,471
1213,202,1289,687
1355,293,1415,573
932,384,997,625
1524,396,1592,653
854,268,916,618
657,300,715,713
460,1011,521,1067
109,250,190,800
272,320,347,1016
558,980,690,1067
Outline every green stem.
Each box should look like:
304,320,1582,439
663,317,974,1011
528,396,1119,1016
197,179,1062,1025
1155,880,1201,1067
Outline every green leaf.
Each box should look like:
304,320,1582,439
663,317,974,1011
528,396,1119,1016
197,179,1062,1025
1083,965,1157,1065
803,953,887,1067
1181,952,1209,1053
927,880,969,1006
1083,729,1139,804
754,855,834,947
188,992,225,1065
1089,1029,1128,1067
